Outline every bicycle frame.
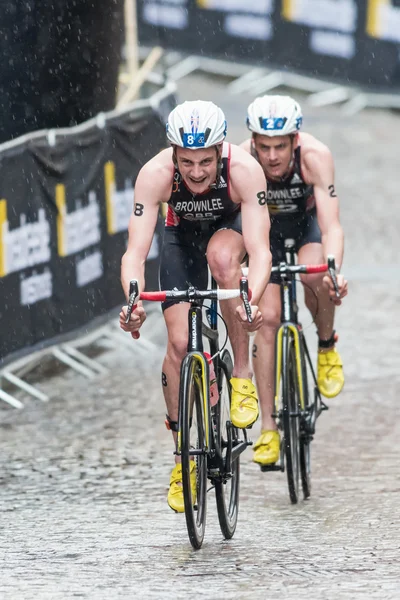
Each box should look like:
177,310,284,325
204,284,250,473
176,279,249,475
275,246,305,415
125,276,252,481
274,244,327,438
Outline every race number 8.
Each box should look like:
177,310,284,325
134,202,144,216
257,191,267,206
187,135,194,145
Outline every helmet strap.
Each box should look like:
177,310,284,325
250,135,260,164
172,144,223,188
215,147,223,187
172,146,178,169
251,134,295,182
210,145,223,188
278,134,296,182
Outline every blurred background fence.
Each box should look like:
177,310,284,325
137,0,400,92
0,88,176,370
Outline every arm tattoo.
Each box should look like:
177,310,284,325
257,191,267,206
328,184,337,198
162,372,167,387
134,202,144,216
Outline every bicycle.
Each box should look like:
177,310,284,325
125,277,253,549
244,240,340,504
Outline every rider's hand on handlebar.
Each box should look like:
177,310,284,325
323,273,348,306
119,300,146,338
235,304,263,332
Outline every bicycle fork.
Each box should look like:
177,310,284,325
261,324,306,473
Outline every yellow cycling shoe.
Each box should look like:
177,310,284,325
230,377,259,429
167,460,196,513
253,430,280,465
317,347,344,398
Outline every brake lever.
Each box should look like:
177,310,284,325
125,279,139,324
240,277,252,323
327,255,340,299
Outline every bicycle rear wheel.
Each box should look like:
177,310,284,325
179,354,208,549
299,335,312,500
281,331,300,504
214,349,240,539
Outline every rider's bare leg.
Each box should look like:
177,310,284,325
162,302,190,464
206,229,251,379
252,283,281,430
298,243,335,343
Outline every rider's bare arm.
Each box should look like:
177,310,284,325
303,144,344,270
121,149,172,299
239,138,252,152
230,146,272,305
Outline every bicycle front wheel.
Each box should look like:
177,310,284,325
179,354,208,549
281,330,301,504
214,349,240,539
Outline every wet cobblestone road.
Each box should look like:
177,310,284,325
1,76,399,599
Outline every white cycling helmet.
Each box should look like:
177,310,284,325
166,100,227,149
246,95,303,136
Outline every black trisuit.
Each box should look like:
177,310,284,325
252,144,321,284
159,143,242,310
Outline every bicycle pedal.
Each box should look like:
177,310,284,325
238,433,253,446
260,464,283,472
245,421,257,430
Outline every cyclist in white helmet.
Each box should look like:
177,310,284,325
120,100,272,511
241,95,348,467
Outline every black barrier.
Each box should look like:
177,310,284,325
137,0,400,90
0,97,174,367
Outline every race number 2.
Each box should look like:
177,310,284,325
328,185,337,198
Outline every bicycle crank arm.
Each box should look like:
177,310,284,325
242,429,252,446
230,440,251,463
225,422,233,474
